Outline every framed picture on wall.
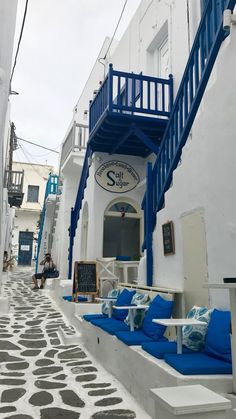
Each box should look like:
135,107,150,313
162,221,175,255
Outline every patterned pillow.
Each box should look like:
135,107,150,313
124,293,150,329
101,289,120,315
182,305,213,351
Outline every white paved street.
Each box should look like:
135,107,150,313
0,268,150,419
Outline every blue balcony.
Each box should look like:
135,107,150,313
88,64,173,158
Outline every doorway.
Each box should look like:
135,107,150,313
18,231,33,265
158,38,169,79
181,210,209,313
103,200,141,259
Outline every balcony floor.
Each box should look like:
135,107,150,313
88,111,168,157
8,192,24,208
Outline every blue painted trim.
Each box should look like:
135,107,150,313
110,125,135,154
68,146,93,278
146,162,153,286
68,208,74,279
134,127,159,155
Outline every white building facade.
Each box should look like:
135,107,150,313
0,0,18,274
48,0,236,312
12,162,54,265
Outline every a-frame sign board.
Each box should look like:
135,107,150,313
72,261,99,302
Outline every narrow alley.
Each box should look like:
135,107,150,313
0,268,149,419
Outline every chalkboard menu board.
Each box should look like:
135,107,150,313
73,261,98,297
162,221,175,255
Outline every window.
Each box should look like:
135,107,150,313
27,185,39,202
108,202,137,214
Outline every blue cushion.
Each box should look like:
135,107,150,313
142,295,173,340
112,289,136,321
116,330,167,346
100,321,130,335
63,295,87,302
204,309,231,363
89,318,115,327
83,314,107,322
102,289,120,315
142,341,193,359
165,353,232,375
116,256,131,261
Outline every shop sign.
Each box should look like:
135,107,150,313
20,245,30,251
95,160,139,193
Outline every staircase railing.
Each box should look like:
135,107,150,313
35,175,59,272
142,0,236,284
68,146,92,278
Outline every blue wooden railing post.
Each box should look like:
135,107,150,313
169,74,174,111
89,100,92,132
108,63,113,113
146,162,153,287
68,207,74,279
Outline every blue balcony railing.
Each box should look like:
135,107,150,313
89,64,173,135
45,174,59,196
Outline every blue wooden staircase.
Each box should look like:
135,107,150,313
68,146,92,278
143,0,236,285
36,175,59,272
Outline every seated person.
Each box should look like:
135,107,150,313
32,253,58,290
3,251,14,272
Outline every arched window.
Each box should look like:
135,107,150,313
107,202,137,214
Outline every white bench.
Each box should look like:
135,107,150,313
150,384,231,419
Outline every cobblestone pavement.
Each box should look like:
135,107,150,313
0,268,150,419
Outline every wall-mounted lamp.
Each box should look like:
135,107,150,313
223,9,236,31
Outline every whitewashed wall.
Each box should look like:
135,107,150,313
54,0,236,312
70,0,202,275
72,153,146,269
154,28,236,309
110,0,200,95
53,39,118,277
12,162,54,259
0,0,18,275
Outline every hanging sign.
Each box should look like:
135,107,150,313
162,221,175,255
95,160,139,193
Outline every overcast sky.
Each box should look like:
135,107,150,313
11,0,140,169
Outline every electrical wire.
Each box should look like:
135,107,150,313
10,0,29,91
98,0,128,65
18,144,54,183
17,137,60,154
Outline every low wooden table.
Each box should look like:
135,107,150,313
152,318,205,354
113,305,148,331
